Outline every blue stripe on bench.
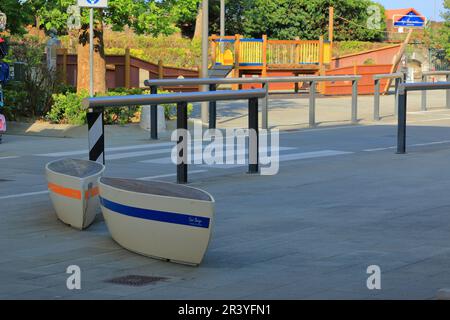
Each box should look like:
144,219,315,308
100,197,210,229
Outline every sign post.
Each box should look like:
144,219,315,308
78,0,108,164
77,0,108,97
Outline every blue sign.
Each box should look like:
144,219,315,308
77,0,108,8
394,11,426,28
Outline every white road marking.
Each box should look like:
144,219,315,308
410,140,450,147
35,142,176,157
0,190,49,200
106,144,256,161
278,150,353,161
106,148,173,160
364,146,396,152
138,170,207,180
364,140,450,152
140,147,296,164
0,156,20,160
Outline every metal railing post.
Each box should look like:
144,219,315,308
394,77,401,117
209,84,217,129
309,81,316,127
421,74,427,111
262,82,269,129
150,85,158,140
177,101,188,184
374,79,380,121
248,97,259,174
87,108,105,164
397,88,407,154
447,74,450,109
352,80,358,124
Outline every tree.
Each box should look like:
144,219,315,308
0,0,34,35
442,0,450,58
31,0,186,93
242,0,386,41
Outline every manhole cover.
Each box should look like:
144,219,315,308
105,275,168,287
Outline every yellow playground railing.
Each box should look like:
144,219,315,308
210,34,331,70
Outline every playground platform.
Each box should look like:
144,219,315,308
1,91,450,299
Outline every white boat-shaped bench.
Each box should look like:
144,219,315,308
46,159,105,230
99,177,215,266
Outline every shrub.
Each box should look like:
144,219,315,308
45,87,193,125
46,90,88,125
3,35,63,120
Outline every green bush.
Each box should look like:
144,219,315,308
46,90,89,125
3,35,63,120
45,88,194,125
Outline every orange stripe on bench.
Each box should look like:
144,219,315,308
48,183,82,200
48,183,99,200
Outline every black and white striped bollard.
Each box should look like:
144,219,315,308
87,108,105,164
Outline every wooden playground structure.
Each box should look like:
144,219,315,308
210,34,332,78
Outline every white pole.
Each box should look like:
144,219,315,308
220,0,225,38
201,0,209,124
89,7,94,97
220,0,225,53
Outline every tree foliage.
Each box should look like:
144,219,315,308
30,0,184,37
0,0,34,35
442,0,450,58
242,0,386,41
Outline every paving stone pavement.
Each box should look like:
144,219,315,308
1,91,450,299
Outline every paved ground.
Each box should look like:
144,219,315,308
1,91,450,299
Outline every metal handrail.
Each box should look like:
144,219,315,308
145,75,362,138
397,81,450,154
84,89,266,184
422,71,450,76
372,72,404,80
401,82,450,94
82,89,266,109
421,71,450,110
373,72,405,121
144,75,361,87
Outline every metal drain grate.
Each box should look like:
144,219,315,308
105,275,168,287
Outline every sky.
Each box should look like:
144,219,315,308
374,0,445,21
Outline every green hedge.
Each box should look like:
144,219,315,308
46,88,193,125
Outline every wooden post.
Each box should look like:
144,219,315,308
125,47,131,88
318,36,325,94
158,60,164,79
233,34,241,89
58,48,68,85
384,29,413,94
262,35,268,77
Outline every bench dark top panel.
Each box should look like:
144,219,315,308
47,159,104,178
100,177,212,202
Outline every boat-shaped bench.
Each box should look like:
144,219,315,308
98,177,215,266
46,159,105,230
